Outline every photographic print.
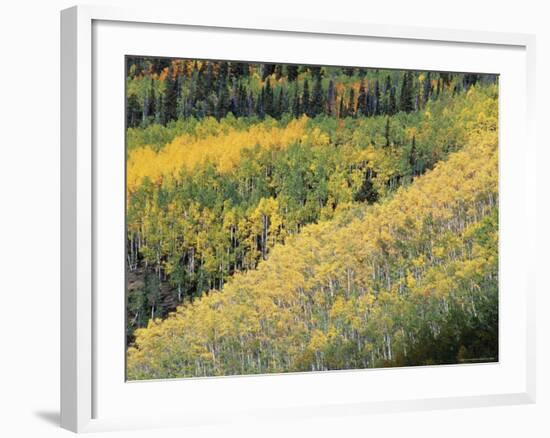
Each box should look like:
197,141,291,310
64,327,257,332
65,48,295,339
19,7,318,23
125,57,498,380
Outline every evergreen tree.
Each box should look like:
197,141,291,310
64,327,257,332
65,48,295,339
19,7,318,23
385,117,391,147
367,89,375,116
453,83,461,97
274,64,283,80
186,68,198,116
216,73,230,119
423,71,432,106
440,72,452,86
142,88,149,123
155,94,164,123
399,71,414,113
194,61,208,104
347,88,355,117
230,80,239,116
151,57,170,74
126,93,141,127
247,91,254,116
366,92,372,116
280,87,289,115
262,63,276,80
273,88,283,118
464,73,480,89
148,83,156,121
164,68,179,122
374,79,381,115
344,66,355,77
409,135,417,175
302,79,310,116
230,62,247,78
286,65,299,82
256,88,265,118
237,84,248,116
292,85,301,117
219,61,229,82
327,79,336,116
311,76,324,116
263,78,274,117
357,79,367,116
309,66,322,79
383,75,392,114
388,86,397,115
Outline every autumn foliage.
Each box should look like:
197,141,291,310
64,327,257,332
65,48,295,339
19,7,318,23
125,58,498,378
128,122,498,378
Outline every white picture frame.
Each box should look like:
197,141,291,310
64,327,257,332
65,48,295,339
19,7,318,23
60,4,537,433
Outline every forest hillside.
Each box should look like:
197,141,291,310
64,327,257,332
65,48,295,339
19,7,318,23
127,103,498,379
125,82,497,337
125,58,498,379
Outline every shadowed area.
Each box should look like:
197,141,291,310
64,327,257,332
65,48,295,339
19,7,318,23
34,410,60,426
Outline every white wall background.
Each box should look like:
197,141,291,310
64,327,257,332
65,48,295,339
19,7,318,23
0,1,546,437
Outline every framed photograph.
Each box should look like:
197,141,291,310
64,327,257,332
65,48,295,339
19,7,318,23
61,5,536,433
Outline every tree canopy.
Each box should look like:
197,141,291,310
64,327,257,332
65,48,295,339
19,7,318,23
125,58,499,378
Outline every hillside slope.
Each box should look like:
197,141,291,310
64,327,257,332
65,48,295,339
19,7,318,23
127,118,498,379
125,86,498,340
